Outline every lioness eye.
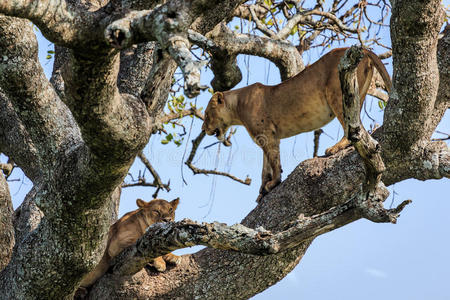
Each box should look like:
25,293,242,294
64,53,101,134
152,210,161,217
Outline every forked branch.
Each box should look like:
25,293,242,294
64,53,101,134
184,131,251,185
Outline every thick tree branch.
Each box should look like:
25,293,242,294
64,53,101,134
0,92,41,182
0,171,14,271
190,24,304,81
382,1,444,150
377,0,447,185
0,0,111,49
104,4,207,97
118,42,157,97
142,48,178,121
0,16,82,179
62,50,150,166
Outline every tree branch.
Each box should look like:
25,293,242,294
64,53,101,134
0,0,111,49
184,131,251,185
382,1,444,149
190,24,304,81
339,46,385,189
0,16,82,180
158,108,204,124
104,4,208,98
135,151,170,198
0,171,14,271
107,180,409,277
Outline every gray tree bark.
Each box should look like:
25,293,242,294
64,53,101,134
0,0,448,299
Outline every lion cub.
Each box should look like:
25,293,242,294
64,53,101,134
80,198,180,288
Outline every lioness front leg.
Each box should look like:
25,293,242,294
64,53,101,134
325,136,351,156
260,154,273,194
261,141,281,194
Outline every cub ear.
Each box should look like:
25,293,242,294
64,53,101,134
136,198,146,208
170,197,180,208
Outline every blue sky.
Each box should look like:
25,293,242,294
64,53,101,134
4,17,449,299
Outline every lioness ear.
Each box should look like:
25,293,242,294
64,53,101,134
170,197,180,208
136,198,146,208
216,92,224,105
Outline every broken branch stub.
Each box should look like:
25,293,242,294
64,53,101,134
338,46,386,188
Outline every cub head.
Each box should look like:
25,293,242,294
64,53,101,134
136,197,179,225
202,92,229,142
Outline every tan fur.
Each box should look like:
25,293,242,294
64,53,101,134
79,198,180,288
202,48,391,199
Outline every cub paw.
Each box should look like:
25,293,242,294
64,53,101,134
163,253,181,265
150,256,167,272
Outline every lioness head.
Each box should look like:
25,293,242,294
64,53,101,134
136,198,180,225
202,92,229,141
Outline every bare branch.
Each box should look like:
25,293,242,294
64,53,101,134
278,9,357,40
184,131,251,185
249,5,279,39
137,151,170,197
159,107,204,124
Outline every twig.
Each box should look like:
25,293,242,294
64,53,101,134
159,108,204,124
313,129,323,157
184,131,251,186
124,151,171,198
432,131,450,141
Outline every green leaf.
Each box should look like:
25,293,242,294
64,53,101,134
161,140,169,145
290,26,298,36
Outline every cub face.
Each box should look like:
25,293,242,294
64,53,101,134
136,198,179,225
202,92,228,141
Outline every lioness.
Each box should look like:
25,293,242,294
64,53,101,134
202,48,391,200
79,198,180,289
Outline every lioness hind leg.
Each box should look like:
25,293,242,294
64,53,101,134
260,154,273,194
163,253,181,265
